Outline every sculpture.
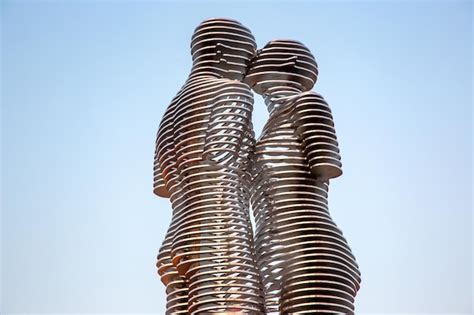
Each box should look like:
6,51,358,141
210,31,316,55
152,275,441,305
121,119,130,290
153,18,265,314
154,18,361,314
244,40,361,314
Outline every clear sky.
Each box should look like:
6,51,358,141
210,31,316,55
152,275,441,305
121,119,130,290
1,1,472,314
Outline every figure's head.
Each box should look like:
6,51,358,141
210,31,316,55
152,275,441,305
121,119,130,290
244,40,318,94
190,18,256,80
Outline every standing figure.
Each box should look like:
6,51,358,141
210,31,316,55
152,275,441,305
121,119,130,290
153,18,265,314
245,40,361,314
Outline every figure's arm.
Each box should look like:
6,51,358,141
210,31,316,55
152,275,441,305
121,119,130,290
153,130,171,198
153,93,182,199
153,162,170,198
292,92,343,181
203,81,255,168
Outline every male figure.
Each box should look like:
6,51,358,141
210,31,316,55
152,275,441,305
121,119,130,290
245,40,361,314
153,18,265,314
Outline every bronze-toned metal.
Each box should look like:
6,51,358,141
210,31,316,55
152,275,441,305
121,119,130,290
154,18,265,314
245,40,361,314
154,20,361,314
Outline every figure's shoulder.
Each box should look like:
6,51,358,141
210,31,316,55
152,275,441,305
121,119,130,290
291,91,331,114
293,91,327,103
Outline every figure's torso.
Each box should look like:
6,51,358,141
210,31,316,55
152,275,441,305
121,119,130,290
253,95,310,182
156,77,254,198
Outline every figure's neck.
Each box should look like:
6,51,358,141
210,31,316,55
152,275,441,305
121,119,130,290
263,86,303,113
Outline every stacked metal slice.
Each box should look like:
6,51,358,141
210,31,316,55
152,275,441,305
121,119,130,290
292,93,343,180
246,40,361,314
154,18,265,314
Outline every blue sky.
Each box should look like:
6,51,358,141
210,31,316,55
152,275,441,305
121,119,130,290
1,1,472,313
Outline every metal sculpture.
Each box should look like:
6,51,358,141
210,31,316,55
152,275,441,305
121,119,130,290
153,18,265,314
244,40,361,314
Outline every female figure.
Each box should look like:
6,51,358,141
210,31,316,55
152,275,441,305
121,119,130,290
245,40,361,314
